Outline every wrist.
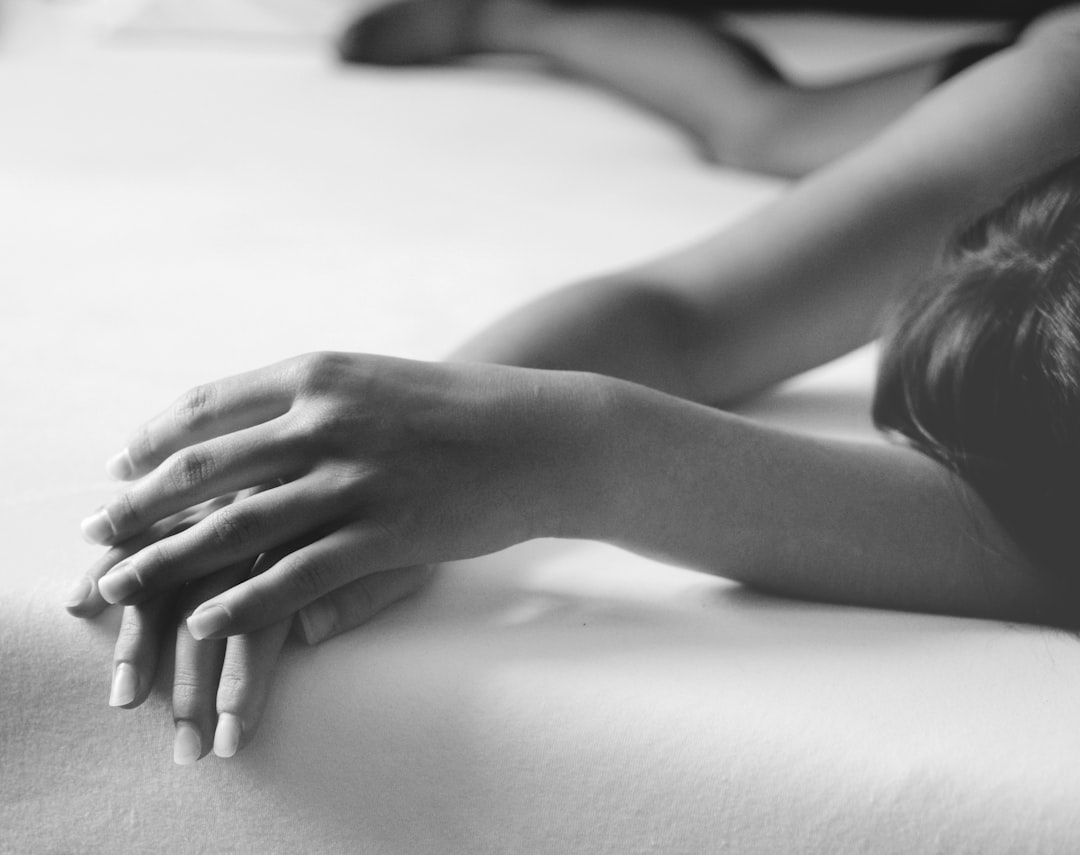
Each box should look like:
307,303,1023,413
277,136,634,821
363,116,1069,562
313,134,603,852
552,376,737,565
502,369,627,543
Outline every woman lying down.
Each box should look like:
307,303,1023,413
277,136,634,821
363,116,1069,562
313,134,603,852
66,21,1080,765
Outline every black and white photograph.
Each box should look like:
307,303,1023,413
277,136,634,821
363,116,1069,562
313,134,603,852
3,0,1080,851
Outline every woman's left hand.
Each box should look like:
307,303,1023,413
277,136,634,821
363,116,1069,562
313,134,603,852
69,500,433,762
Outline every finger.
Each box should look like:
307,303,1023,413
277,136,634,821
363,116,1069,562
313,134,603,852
213,616,293,759
109,594,175,709
68,494,237,617
206,544,302,760
83,418,300,545
186,520,408,639
97,477,348,606
104,362,298,483
209,545,303,758
297,564,433,646
172,562,251,766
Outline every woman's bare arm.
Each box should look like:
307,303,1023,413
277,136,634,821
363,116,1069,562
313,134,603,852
455,25,1080,405
81,355,1050,632
71,22,1080,763
595,380,1048,622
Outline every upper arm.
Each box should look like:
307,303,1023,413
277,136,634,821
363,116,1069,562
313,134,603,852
628,30,1080,406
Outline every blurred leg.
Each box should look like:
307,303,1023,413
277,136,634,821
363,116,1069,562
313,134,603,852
339,0,1017,176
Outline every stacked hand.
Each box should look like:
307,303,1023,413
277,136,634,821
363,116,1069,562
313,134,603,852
66,352,606,762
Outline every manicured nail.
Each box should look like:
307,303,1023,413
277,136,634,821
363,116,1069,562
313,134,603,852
80,508,116,544
64,577,93,609
297,601,336,645
187,604,232,640
173,721,202,765
213,714,242,759
105,448,135,481
98,562,139,604
109,662,138,707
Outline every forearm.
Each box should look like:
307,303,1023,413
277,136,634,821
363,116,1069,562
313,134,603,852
449,274,703,400
563,374,1051,623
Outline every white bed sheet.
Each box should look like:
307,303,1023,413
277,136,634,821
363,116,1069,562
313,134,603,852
3,13,1079,855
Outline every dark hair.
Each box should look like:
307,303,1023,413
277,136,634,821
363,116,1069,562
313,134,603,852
873,156,1080,587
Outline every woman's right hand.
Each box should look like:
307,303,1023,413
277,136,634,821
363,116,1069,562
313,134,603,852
75,352,609,642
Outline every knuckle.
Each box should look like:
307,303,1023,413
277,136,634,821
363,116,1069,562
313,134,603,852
288,556,338,603
237,583,275,625
285,405,328,444
171,678,206,713
108,490,140,532
127,423,156,469
208,507,258,551
295,351,349,397
174,384,216,432
113,610,144,654
306,597,341,638
214,669,248,708
296,351,333,387
132,541,170,587
167,448,215,493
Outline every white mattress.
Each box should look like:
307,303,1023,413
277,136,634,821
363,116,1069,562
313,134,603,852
3,9,1079,854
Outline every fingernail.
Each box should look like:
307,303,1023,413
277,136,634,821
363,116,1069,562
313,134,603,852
213,713,242,759
80,508,116,545
105,448,134,481
297,601,336,645
98,562,139,604
187,604,232,640
64,577,93,609
173,721,202,765
109,662,138,707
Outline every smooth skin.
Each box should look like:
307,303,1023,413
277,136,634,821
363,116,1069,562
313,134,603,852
69,17,1080,762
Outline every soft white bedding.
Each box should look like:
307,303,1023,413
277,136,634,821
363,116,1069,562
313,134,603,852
3,9,1079,854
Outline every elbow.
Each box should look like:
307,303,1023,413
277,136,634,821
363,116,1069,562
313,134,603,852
623,279,715,404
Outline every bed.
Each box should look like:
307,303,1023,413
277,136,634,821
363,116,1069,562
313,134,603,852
3,3,1078,853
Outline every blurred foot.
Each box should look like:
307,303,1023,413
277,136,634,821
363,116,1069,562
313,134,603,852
337,0,487,65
